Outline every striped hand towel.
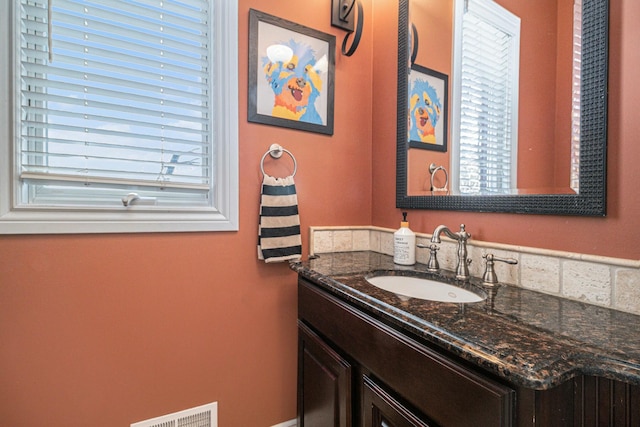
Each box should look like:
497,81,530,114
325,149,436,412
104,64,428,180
257,174,302,263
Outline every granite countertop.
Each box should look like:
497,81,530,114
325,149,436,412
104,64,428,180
290,251,640,390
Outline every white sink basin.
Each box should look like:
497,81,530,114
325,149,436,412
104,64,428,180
366,275,485,303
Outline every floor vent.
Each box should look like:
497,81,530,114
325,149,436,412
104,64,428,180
131,402,217,427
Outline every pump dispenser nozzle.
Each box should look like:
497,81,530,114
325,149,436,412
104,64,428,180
401,211,409,228
394,211,415,265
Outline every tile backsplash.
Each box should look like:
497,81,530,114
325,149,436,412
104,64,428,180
309,226,640,316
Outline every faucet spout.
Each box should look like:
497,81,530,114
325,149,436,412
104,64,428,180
431,224,471,280
431,225,458,243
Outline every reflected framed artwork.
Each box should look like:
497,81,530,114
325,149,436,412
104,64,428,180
248,9,335,135
408,64,448,151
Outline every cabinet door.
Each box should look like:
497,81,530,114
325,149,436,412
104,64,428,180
362,376,432,427
298,321,352,427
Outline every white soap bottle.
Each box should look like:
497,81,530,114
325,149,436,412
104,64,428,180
394,212,416,265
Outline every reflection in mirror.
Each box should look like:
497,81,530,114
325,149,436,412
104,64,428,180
450,0,522,195
396,0,608,215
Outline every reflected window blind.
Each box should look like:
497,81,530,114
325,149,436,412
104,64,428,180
19,0,213,207
571,0,582,192
458,0,520,195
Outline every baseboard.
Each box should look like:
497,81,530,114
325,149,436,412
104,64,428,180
271,419,296,427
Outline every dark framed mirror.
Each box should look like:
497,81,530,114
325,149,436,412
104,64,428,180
396,0,608,215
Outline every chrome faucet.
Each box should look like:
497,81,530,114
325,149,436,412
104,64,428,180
431,224,471,280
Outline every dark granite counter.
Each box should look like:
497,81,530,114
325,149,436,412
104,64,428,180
291,251,640,390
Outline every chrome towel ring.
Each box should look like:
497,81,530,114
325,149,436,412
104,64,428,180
260,144,297,177
429,163,449,193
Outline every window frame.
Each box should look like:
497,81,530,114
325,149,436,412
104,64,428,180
0,0,238,234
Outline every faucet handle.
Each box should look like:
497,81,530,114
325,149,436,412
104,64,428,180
484,254,518,265
482,253,518,286
418,243,440,271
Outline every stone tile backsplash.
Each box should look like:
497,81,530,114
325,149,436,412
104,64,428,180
309,226,640,316
562,260,612,306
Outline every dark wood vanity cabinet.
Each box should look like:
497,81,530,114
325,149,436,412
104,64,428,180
298,278,514,427
297,277,640,427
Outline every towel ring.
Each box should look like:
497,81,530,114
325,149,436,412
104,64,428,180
429,163,449,192
260,144,297,177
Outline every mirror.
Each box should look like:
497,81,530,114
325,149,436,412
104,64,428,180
396,0,608,215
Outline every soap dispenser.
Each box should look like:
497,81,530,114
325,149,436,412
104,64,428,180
394,212,416,265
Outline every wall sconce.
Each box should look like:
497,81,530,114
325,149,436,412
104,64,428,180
410,23,419,66
331,0,364,56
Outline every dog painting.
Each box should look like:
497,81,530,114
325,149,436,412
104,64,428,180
407,65,448,152
409,79,442,144
262,40,328,125
248,10,335,135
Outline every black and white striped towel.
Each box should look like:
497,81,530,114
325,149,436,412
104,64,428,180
257,174,302,263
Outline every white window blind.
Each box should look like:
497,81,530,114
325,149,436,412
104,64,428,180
22,0,211,204
1,0,238,233
451,0,520,195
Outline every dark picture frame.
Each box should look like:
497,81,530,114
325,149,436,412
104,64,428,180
248,9,336,135
408,64,448,152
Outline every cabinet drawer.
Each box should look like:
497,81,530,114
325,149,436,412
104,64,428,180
299,279,514,427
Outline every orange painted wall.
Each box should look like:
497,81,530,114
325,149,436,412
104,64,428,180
0,1,372,425
373,0,640,260
552,0,576,189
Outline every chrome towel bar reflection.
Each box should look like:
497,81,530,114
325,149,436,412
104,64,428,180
260,144,297,177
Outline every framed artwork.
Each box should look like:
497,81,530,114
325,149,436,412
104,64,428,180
408,64,448,151
248,9,335,135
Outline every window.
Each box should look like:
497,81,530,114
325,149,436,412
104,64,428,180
450,0,520,195
0,0,238,233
